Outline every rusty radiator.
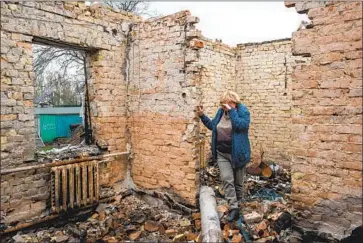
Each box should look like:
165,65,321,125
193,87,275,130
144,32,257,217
50,161,99,213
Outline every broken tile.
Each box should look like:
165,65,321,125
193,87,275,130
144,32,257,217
131,213,146,224
255,220,268,231
52,234,69,243
128,231,141,240
165,229,178,237
12,234,26,243
254,236,274,242
192,212,201,220
268,212,283,221
144,221,159,232
223,223,230,240
244,211,263,224
125,225,137,232
186,232,198,241
102,236,118,243
172,233,186,242
231,233,243,243
90,213,99,219
179,219,191,227
223,228,229,240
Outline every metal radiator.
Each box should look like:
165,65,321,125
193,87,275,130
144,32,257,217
50,161,99,213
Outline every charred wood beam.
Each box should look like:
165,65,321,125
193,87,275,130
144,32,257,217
131,188,198,214
0,196,115,236
83,55,93,145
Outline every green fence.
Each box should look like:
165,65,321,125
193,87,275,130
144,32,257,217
39,114,82,143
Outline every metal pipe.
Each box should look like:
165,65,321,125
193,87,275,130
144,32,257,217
0,151,129,175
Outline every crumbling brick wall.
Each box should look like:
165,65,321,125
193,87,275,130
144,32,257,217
1,1,139,224
127,17,242,204
286,1,362,239
235,39,307,168
127,11,201,204
192,38,237,161
2,2,361,238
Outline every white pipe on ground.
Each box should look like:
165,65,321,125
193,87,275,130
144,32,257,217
199,186,223,242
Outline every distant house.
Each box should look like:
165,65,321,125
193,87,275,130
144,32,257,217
35,106,83,143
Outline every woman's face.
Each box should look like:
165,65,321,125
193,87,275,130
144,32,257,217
221,101,236,111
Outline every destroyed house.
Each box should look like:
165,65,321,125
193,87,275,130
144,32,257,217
0,1,362,242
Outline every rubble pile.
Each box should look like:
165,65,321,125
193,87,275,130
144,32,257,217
67,125,85,145
36,144,102,162
245,168,291,200
241,201,292,242
216,198,293,243
4,193,202,243
203,161,293,243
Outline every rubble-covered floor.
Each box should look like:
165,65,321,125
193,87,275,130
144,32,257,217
3,151,295,243
3,190,202,243
203,162,294,243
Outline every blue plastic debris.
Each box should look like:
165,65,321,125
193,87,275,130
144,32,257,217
236,212,252,243
250,188,283,201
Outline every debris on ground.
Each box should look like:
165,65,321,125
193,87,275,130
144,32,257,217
36,144,102,162
3,152,292,243
67,124,85,145
201,159,293,243
2,192,202,243
245,170,291,198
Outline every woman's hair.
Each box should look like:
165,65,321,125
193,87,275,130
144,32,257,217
220,91,241,104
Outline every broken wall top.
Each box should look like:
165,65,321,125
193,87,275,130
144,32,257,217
1,1,142,50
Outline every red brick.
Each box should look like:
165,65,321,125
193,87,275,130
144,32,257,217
337,162,362,171
190,40,204,49
314,52,344,64
343,144,362,153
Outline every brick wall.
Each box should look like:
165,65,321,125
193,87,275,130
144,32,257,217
1,1,361,237
287,1,362,239
0,1,139,224
191,38,237,159
235,39,309,168
127,11,201,204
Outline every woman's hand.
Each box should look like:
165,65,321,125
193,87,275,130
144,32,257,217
196,105,204,117
221,103,232,111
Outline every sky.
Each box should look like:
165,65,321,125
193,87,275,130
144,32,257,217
146,1,308,46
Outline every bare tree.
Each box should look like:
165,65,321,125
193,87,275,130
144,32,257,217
33,45,85,106
35,70,84,106
104,1,145,13
33,1,159,106
103,1,159,18
33,46,85,79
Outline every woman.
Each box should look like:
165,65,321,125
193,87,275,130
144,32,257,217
197,91,251,222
